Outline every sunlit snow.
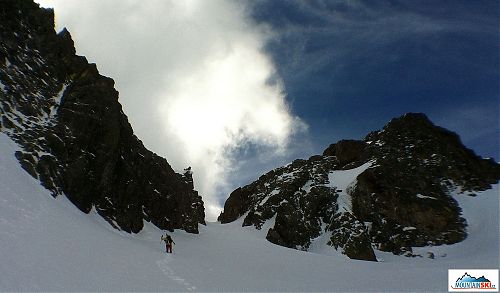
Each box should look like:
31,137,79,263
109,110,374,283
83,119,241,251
0,133,498,291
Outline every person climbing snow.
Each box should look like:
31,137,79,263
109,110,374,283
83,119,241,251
161,233,176,253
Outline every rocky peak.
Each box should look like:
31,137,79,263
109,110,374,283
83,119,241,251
0,0,205,233
219,112,500,261
365,112,499,192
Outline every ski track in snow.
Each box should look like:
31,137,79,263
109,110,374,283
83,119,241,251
156,255,197,291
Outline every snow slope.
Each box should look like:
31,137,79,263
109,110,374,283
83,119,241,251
328,161,373,213
1,133,498,291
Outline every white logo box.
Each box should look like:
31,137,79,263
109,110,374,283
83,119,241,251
449,269,499,292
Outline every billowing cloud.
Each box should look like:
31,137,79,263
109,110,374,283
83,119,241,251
35,0,307,221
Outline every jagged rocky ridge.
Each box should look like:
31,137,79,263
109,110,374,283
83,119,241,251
0,0,205,233
218,113,500,261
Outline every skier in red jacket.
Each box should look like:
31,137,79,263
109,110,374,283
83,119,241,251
161,234,176,253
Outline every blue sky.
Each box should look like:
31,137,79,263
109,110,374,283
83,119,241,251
249,0,499,160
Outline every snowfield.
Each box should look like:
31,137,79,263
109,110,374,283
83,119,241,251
1,133,498,292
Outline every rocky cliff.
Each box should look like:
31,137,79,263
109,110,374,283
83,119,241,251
0,0,205,233
218,113,500,261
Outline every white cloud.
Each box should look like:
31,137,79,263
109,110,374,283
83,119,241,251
36,0,307,221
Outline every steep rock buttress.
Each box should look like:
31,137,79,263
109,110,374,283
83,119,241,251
0,0,205,233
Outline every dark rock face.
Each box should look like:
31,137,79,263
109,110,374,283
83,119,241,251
351,113,499,253
327,212,376,261
323,140,367,167
218,187,249,224
219,113,500,260
0,0,205,233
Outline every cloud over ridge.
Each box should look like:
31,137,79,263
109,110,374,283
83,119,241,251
36,0,306,220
